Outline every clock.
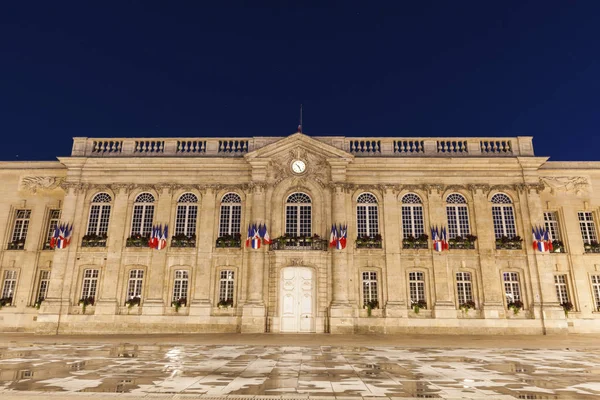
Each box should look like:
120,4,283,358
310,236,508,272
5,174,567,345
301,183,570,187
291,160,306,174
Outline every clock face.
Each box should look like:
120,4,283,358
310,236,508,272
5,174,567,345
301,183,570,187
291,160,306,174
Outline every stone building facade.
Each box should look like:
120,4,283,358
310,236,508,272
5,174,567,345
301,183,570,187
0,132,599,335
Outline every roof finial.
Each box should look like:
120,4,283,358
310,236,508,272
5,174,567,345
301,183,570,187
297,104,303,133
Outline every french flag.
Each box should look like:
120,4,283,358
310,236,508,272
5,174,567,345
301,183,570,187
260,223,272,245
251,224,261,249
337,224,347,250
157,224,168,250
245,224,253,248
329,224,337,248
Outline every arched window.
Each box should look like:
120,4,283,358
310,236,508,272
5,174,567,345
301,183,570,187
175,193,198,237
219,193,241,237
130,193,155,237
446,193,470,238
401,193,424,238
87,193,112,236
286,193,312,236
357,193,379,237
491,193,516,238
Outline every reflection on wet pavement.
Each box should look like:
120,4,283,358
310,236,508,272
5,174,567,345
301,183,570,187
0,343,599,399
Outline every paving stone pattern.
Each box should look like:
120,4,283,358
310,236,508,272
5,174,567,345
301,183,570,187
1,343,599,399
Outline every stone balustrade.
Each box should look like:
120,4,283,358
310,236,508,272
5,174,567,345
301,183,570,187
71,136,534,157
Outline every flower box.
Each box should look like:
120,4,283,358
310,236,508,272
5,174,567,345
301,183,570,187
403,234,429,250
584,241,600,253
459,300,476,314
356,235,383,249
362,299,379,316
551,240,566,253
125,296,141,308
7,239,25,250
411,299,427,314
171,234,196,248
270,235,327,251
126,235,150,248
215,234,241,248
496,236,523,250
507,300,524,315
448,235,477,250
0,297,13,308
171,297,187,312
81,234,108,248
78,296,95,313
217,299,234,309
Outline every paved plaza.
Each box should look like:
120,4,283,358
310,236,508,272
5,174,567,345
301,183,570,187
1,334,600,399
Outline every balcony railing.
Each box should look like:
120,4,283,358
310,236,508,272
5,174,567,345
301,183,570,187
270,236,328,251
7,239,25,250
126,235,150,248
171,234,196,248
215,235,242,248
495,236,523,250
81,234,108,248
71,136,534,157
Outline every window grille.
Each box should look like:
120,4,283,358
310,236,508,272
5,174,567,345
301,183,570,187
456,272,473,304
44,209,61,249
81,269,99,299
286,193,312,236
592,275,600,312
172,270,189,302
175,193,198,236
219,193,241,236
37,270,50,301
1,270,17,299
544,212,561,241
362,271,378,305
578,212,598,244
409,271,425,303
219,270,235,302
127,269,144,299
446,194,470,238
503,272,521,304
402,194,424,238
11,210,31,242
554,275,569,304
491,194,516,238
357,193,379,237
87,193,112,236
130,193,155,236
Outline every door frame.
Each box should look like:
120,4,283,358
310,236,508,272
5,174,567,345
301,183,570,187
279,266,316,333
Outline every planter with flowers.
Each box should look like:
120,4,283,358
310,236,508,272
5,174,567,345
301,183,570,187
171,297,187,312
81,233,108,248
551,240,566,253
78,296,95,314
507,300,524,315
449,235,477,250
7,238,25,250
561,301,574,317
459,300,476,314
171,234,196,248
125,296,141,308
496,236,523,250
584,241,600,253
403,234,429,250
33,297,44,309
217,299,234,309
411,299,427,314
356,234,383,249
362,299,380,317
0,296,13,309
126,234,150,248
215,234,242,248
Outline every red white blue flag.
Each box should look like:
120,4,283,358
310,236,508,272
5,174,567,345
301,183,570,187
245,224,253,248
337,224,347,250
157,224,168,250
251,224,261,249
259,223,272,245
51,222,72,249
329,224,337,248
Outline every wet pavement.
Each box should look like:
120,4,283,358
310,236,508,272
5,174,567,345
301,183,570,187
1,334,600,399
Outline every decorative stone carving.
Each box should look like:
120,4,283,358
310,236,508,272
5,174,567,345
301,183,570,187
424,184,444,195
515,183,545,194
288,258,304,266
467,184,491,194
539,176,589,195
58,181,86,194
267,146,331,187
110,183,134,194
21,176,65,193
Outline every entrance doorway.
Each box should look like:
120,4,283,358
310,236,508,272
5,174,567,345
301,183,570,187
280,267,315,333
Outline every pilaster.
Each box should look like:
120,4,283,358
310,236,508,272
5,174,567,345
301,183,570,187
382,186,406,317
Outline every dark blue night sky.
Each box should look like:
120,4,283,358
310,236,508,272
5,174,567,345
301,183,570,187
1,1,599,161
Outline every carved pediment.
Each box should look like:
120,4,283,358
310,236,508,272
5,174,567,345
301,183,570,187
21,176,65,194
540,176,589,195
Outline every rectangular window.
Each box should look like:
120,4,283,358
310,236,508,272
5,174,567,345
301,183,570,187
43,209,61,249
219,204,241,237
456,272,473,304
87,204,111,236
492,206,516,238
578,212,598,244
172,270,189,302
503,272,521,304
402,206,424,238
127,269,144,299
592,275,600,312
37,270,50,301
554,275,569,305
81,269,99,299
362,271,378,305
447,206,470,238
544,212,561,242
219,270,235,302
9,210,31,249
409,271,425,303
1,270,17,300
131,205,154,236
175,205,197,236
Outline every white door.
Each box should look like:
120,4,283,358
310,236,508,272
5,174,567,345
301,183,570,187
280,267,314,333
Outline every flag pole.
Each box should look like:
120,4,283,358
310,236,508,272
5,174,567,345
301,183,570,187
298,104,303,133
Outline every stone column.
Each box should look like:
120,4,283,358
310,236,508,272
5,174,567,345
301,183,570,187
189,187,215,317
469,184,505,319
329,182,354,334
242,161,269,333
426,185,455,318
37,181,85,334
95,184,129,315
520,184,567,333
142,185,173,315
382,186,406,317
